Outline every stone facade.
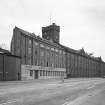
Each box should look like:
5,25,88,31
0,48,21,81
11,24,66,80
42,23,60,43
11,23,105,79
65,48,103,78
21,65,66,80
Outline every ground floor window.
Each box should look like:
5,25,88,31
30,70,33,76
40,70,42,76
38,70,65,77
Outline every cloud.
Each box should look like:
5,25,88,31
0,0,105,60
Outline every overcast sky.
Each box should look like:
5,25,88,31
0,0,105,60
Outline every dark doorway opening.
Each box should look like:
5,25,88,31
34,70,38,79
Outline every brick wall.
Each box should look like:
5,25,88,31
0,53,21,81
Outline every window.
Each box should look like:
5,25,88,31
45,71,47,76
46,52,49,56
51,63,54,67
40,51,44,56
35,50,37,55
47,62,48,67
29,39,32,47
35,59,37,65
63,51,65,54
46,46,50,50
46,36,49,40
28,39,32,55
28,48,31,54
40,70,42,76
34,41,38,46
44,32,47,35
40,44,44,48
55,49,58,52
42,71,44,76
59,50,62,54
30,70,33,76
56,64,57,67
51,48,54,51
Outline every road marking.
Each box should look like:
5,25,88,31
0,100,17,105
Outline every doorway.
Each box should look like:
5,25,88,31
0,73,3,81
34,70,38,79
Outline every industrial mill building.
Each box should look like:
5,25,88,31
11,23,105,80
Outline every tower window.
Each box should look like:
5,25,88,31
35,50,37,55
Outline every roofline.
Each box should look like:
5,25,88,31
14,26,64,50
14,26,104,62
0,52,21,58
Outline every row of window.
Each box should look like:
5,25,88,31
28,39,65,54
27,47,65,68
67,54,100,66
40,70,65,76
70,72,100,77
30,70,65,77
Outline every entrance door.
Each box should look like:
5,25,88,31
0,73,3,81
34,70,38,79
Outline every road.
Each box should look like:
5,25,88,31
0,78,105,105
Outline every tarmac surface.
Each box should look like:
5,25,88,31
0,78,105,105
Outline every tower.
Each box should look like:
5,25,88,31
42,23,60,43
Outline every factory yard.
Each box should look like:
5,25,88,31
0,78,105,105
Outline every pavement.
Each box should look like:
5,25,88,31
65,85,105,105
0,78,105,105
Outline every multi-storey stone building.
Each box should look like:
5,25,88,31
11,23,66,80
64,47,104,78
11,23,105,80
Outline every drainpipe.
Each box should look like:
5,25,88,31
3,54,5,81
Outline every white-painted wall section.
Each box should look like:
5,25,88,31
21,64,66,80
